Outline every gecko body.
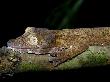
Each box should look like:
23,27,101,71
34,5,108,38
7,27,110,67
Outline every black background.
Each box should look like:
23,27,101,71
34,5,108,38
1,0,110,80
1,0,110,46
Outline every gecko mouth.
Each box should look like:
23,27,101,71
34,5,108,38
7,46,68,55
7,46,54,55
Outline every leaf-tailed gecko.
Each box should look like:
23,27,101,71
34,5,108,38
7,27,110,67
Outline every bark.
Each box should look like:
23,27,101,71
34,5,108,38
0,45,110,75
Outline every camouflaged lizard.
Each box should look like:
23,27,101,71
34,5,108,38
7,27,110,68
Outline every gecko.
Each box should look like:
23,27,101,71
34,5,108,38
7,27,110,68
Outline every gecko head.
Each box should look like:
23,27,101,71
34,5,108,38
7,27,56,54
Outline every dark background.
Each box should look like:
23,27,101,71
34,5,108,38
1,0,110,46
1,0,110,47
1,0,110,80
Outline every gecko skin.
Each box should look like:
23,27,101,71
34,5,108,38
7,27,110,67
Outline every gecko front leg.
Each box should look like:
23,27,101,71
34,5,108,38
48,42,89,67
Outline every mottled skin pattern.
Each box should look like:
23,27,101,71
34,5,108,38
7,27,110,68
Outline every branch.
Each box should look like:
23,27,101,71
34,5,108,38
0,46,110,75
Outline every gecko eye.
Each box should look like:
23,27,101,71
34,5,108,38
30,36,38,44
28,35,38,45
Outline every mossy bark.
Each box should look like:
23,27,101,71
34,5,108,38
0,46,110,76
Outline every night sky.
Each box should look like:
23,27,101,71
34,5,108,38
0,0,110,46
